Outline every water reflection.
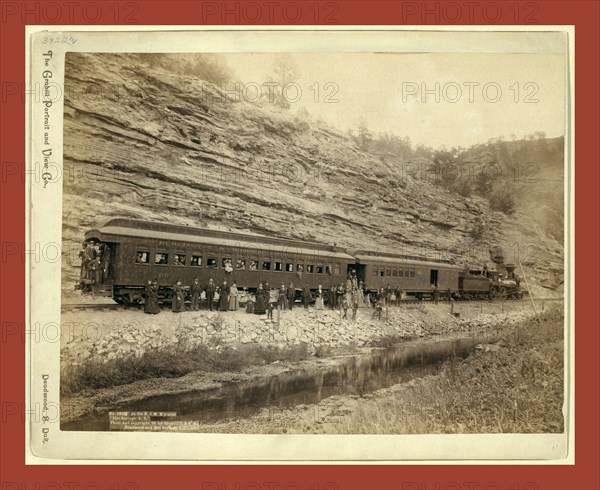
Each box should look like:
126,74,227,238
63,332,490,431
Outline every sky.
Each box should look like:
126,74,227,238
222,52,566,149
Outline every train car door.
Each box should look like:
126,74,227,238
430,269,439,287
354,264,367,284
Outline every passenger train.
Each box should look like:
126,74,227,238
77,218,522,305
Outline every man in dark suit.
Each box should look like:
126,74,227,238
205,278,215,311
286,282,295,310
190,277,202,311
302,283,311,309
328,287,336,310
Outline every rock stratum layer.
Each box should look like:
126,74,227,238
62,53,564,295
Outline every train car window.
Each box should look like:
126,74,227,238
207,257,217,268
296,264,304,273
334,264,340,275
155,252,168,265
410,268,416,278
386,267,391,277
307,264,314,273
274,262,283,272
173,254,186,266
392,268,398,277
136,251,149,264
316,264,324,274
373,266,378,276
222,258,233,271
398,268,404,277
325,265,332,275
236,259,246,270
191,255,202,267
285,263,294,272
379,268,385,277
249,260,258,271
262,261,271,271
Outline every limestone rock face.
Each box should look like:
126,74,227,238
62,53,563,296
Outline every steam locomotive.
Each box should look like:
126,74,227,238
77,218,522,305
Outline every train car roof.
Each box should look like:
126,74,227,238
354,254,462,269
85,218,355,261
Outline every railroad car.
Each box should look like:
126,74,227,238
79,218,355,304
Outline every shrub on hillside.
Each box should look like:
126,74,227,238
489,189,516,214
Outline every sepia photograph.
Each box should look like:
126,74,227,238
27,28,571,460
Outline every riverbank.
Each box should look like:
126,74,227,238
60,301,549,424
193,305,564,434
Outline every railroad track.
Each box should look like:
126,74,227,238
61,303,127,311
60,297,561,313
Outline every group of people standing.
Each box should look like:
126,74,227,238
144,277,240,315
143,271,405,320
252,282,295,318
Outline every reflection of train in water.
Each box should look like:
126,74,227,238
77,218,522,304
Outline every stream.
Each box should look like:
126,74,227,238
62,331,494,431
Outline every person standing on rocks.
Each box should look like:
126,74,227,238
372,292,383,320
228,281,239,310
351,289,359,321
286,282,295,310
219,280,229,312
172,280,186,313
340,293,349,320
205,278,216,311
190,277,202,311
267,287,278,320
302,283,312,309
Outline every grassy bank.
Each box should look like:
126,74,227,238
332,306,564,433
61,340,309,396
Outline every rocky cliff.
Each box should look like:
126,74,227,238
62,53,564,295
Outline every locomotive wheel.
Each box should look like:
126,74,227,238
498,287,508,300
489,289,497,301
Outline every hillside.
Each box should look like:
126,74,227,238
458,137,565,244
62,53,564,295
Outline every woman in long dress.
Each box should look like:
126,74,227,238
219,281,229,312
144,280,161,314
315,285,325,310
228,281,239,310
171,281,185,313
254,284,267,314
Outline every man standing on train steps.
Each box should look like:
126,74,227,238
205,278,216,311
